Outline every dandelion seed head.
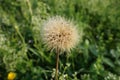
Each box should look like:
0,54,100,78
41,16,80,52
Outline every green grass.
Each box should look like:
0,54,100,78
0,0,120,80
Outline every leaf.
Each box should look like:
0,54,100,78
89,45,98,56
103,57,115,68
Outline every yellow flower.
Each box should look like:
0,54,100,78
7,72,16,80
41,16,80,52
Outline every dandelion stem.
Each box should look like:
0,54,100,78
55,48,59,80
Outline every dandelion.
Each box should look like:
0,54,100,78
41,16,81,80
41,16,79,52
7,72,16,80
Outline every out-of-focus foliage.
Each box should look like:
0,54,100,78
0,0,120,80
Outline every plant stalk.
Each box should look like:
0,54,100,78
55,48,59,80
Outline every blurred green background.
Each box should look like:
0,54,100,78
0,0,120,80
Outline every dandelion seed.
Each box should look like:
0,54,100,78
41,16,79,52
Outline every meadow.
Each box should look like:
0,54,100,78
0,0,120,80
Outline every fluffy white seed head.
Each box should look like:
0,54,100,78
41,16,80,52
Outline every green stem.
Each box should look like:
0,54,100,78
26,0,32,17
14,25,25,44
